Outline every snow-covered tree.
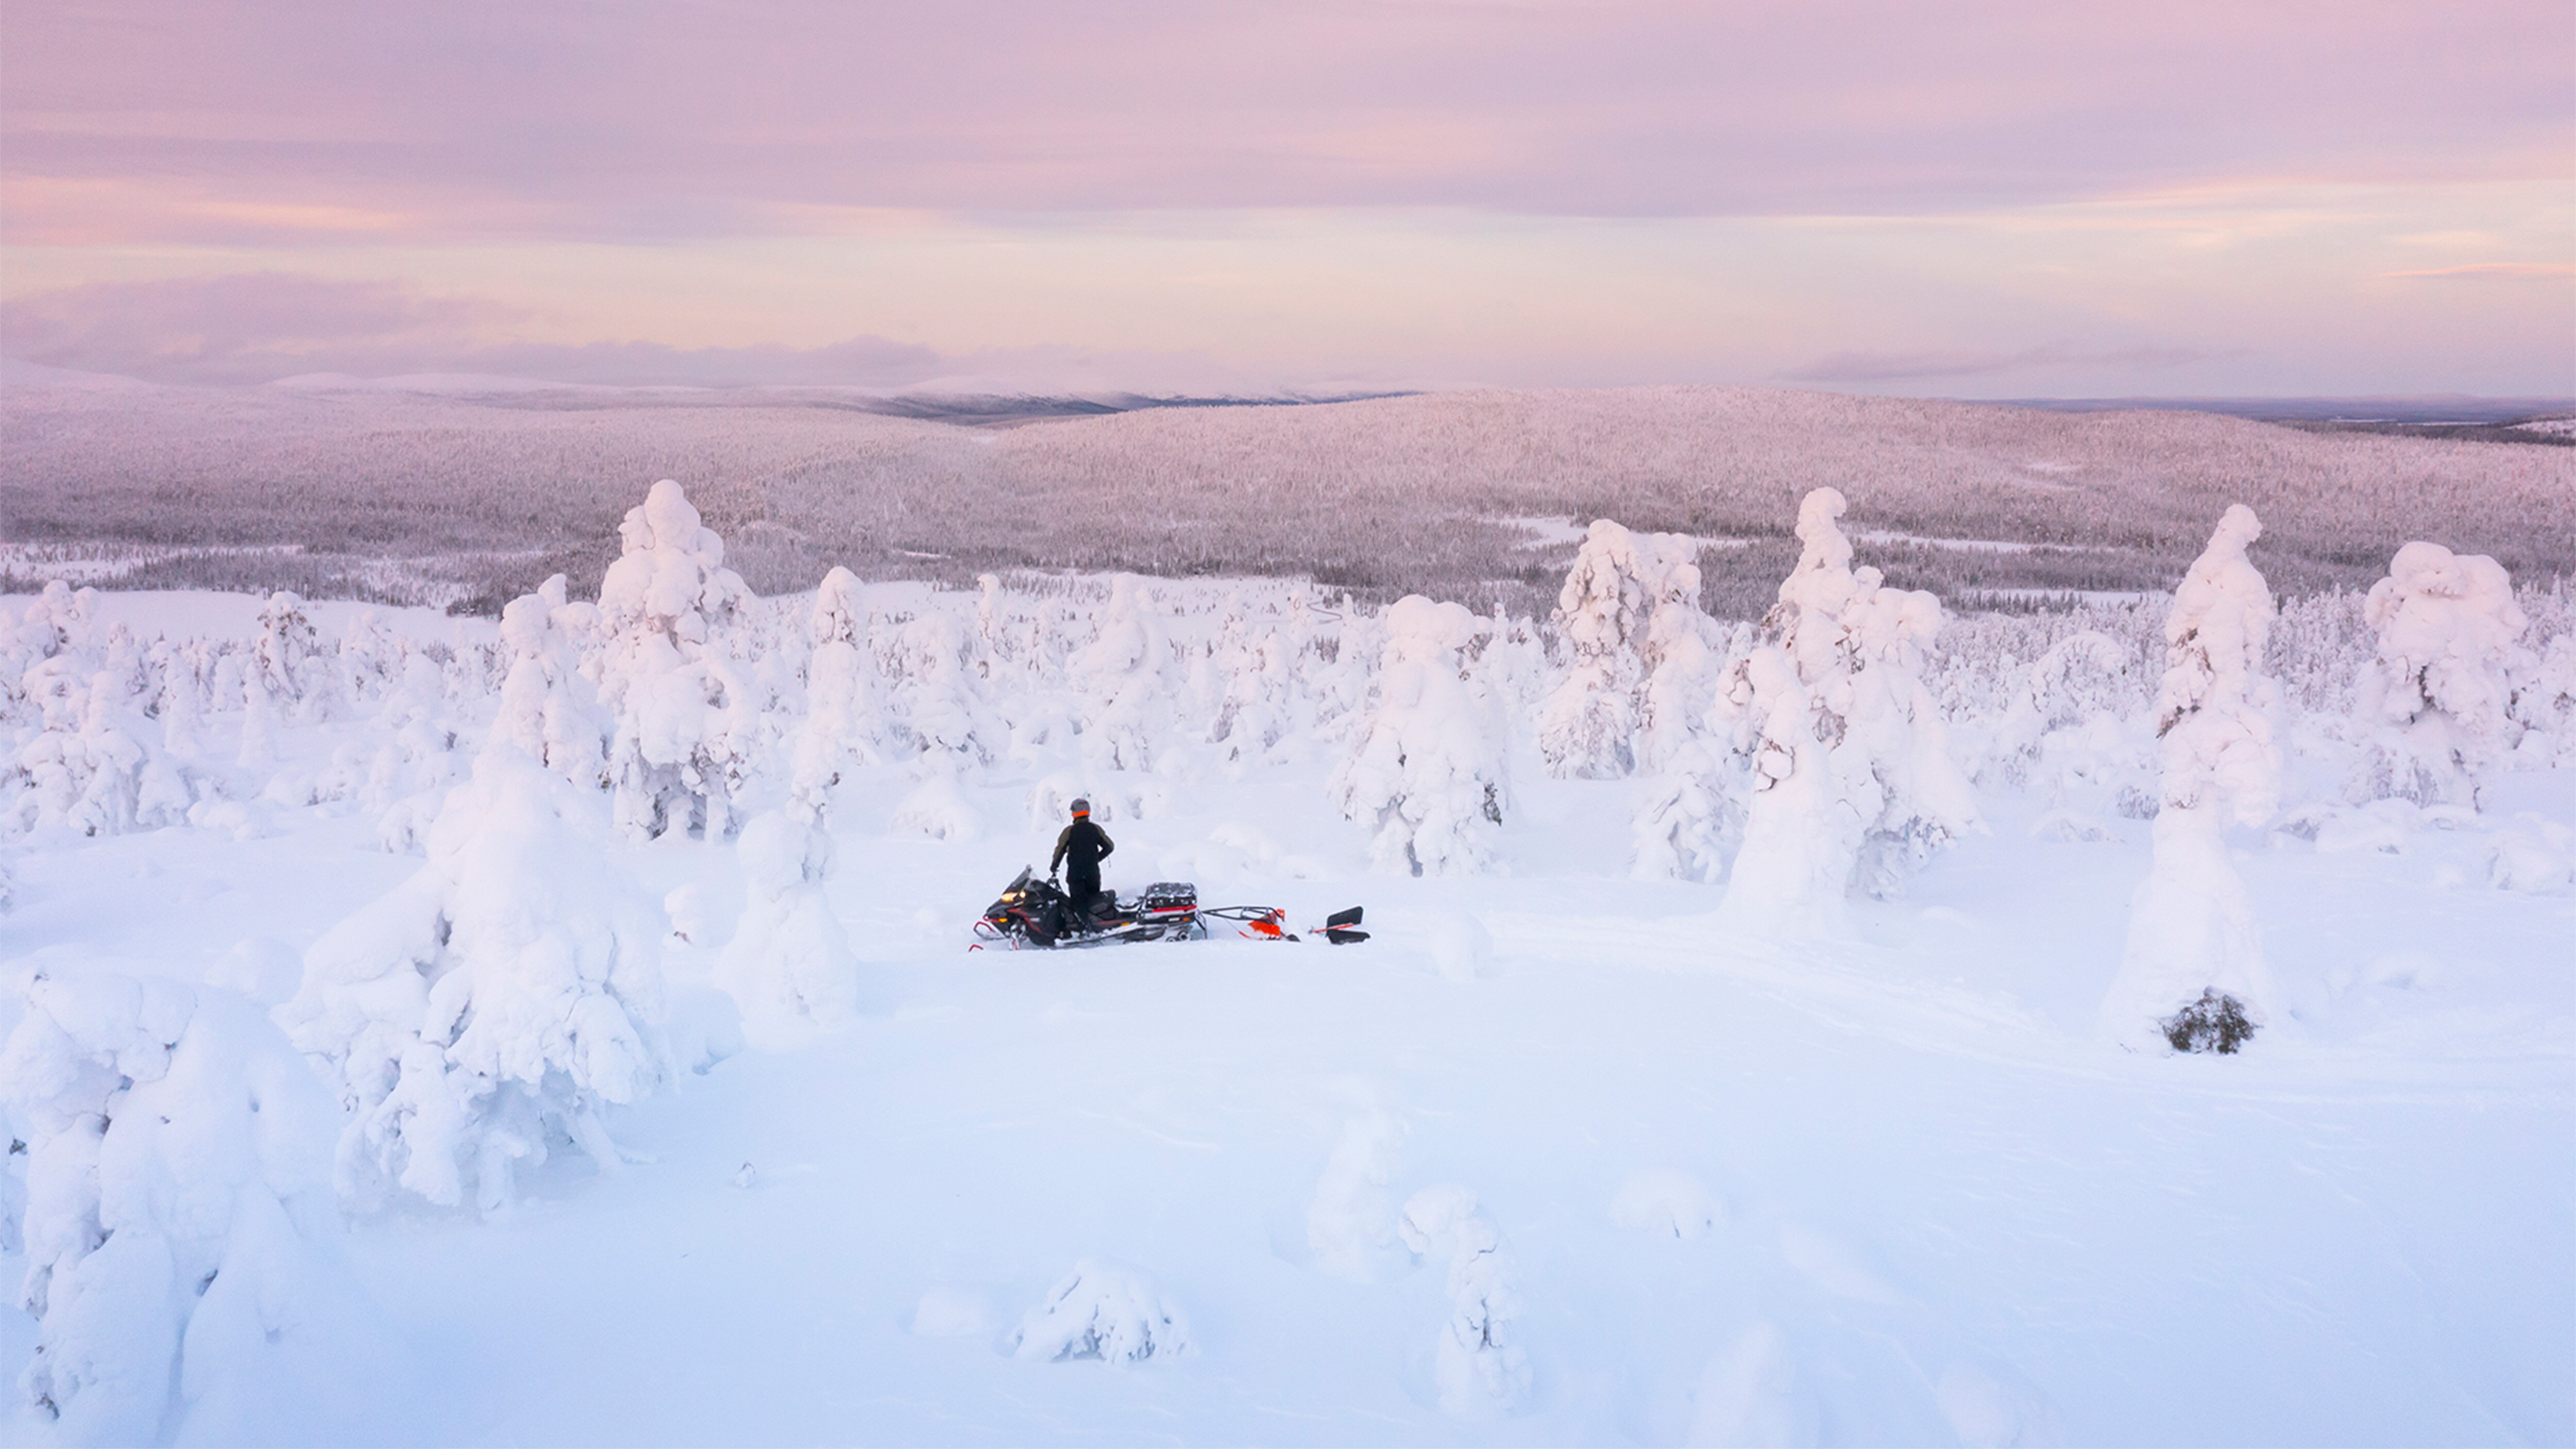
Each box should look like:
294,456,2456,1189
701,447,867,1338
1398,1184,1527,1420
1008,1258,1192,1365
280,748,669,1212
788,567,883,822
1,970,386,1444
718,810,861,1052
1070,574,1171,773
1537,520,1705,778
1712,488,1980,924
492,575,609,793
250,590,336,722
589,480,758,839
6,667,191,839
2350,541,2529,807
1329,596,1510,876
2099,505,2282,1052
881,608,994,771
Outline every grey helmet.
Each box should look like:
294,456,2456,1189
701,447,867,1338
1070,797,1091,818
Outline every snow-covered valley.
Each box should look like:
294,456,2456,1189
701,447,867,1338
0,483,2569,1446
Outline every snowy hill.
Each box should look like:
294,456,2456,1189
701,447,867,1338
0,482,2569,1445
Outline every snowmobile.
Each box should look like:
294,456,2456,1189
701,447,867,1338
972,867,1368,950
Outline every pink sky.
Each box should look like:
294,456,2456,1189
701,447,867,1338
4,1,2569,395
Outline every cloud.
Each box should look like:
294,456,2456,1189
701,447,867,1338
1776,343,2228,384
4,2,2567,242
2380,262,2576,281
0,274,938,387
0,274,1335,394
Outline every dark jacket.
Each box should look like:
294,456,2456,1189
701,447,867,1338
1051,818,1114,894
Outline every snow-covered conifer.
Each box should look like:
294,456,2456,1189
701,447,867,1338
1,970,386,1443
6,668,190,838
2351,542,2529,807
1070,575,1171,773
492,575,609,792
280,747,668,1211
718,810,861,1051
251,590,335,722
1398,1184,1527,1420
2099,505,2282,1051
1538,520,1704,778
1713,489,1980,923
1328,596,1510,876
883,609,992,770
787,567,883,822
589,480,758,839
1008,1258,1192,1365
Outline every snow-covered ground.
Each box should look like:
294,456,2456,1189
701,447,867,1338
1,487,2569,1446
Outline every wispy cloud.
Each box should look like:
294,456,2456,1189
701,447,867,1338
2380,262,2576,281
1777,343,2228,384
0,274,938,387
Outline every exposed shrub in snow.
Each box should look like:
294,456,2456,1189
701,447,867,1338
2100,506,2282,1051
589,480,758,839
2159,988,2256,1054
1632,735,1748,884
1715,489,1981,926
787,567,883,822
1538,520,1707,778
718,810,861,1051
2350,542,2530,808
1398,1184,1527,1420
1,970,387,1445
1009,1258,1191,1365
279,749,668,1212
1330,597,1510,876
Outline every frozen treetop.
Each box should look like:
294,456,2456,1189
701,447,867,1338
2366,542,2527,672
2161,504,2273,709
1385,594,1482,662
601,479,748,642
1790,486,1855,580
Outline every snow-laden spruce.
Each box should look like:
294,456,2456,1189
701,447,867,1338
490,574,609,794
788,567,884,822
589,480,758,839
719,809,862,1051
1071,574,1172,773
2100,505,2282,1052
1538,519,1710,778
1,970,391,1445
1398,1184,1528,1420
1711,488,1980,926
1008,1258,1191,1365
2351,541,2529,808
6,662,190,839
280,746,669,1212
1329,596,1510,876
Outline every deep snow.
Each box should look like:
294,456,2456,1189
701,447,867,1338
2,701,2568,1445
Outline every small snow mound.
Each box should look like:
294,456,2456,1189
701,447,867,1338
1688,1321,1818,1448
1937,1357,2067,1448
893,774,984,841
664,882,717,945
2029,810,2117,844
1611,1170,1722,1239
1308,1107,1408,1281
1009,1258,1191,1366
205,936,302,1006
1430,912,1495,983
2314,801,2414,855
189,798,274,841
1776,1222,1907,1304
2488,816,2574,894
911,1286,996,1338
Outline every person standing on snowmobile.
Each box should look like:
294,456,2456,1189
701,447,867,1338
1050,798,1115,924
